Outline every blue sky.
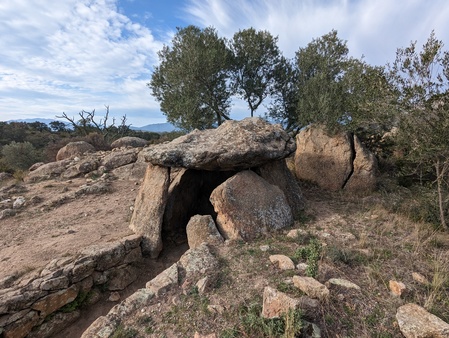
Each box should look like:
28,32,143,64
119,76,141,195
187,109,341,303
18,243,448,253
1,0,448,127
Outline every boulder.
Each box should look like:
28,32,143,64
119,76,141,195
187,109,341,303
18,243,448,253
186,215,224,249
257,159,304,219
56,141,95,161
295,125,353,191
295,124,378,192
140,118,296,171
396,303,449,338
101,149,139,170
111,136,148,149
292,276,329,301
210,170,293,241
25,160,71,183
269,255,295,270
344,135,378,193
262,286,301,319
129,164,170,257
145,263,179,297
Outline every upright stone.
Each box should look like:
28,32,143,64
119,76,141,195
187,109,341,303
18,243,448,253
129,164,170,258
210,171,293,241
295,125,353,191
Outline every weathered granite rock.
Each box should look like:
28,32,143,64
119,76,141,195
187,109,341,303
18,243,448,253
129,164,170,257
111,136,148,149
106,265,138,291
210,170,293,241
325,278,361,291
186,214,224,249
101,148,139,170
344,135,378,193
294,124,378,192
293,276,329,301
146,263,179,297
396,303,449,338
31,285,78,318
295,125,353,191
3,310,40,338
27,310,80,338
262,286,301,319
111,162,147,181
25,160,71,183
269,255,295,270
258,159,304,219
140,118,296,171
178,243,219,278
56,141,95,161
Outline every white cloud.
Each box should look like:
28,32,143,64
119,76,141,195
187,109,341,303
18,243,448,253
0,0,163,125
184,0,449,66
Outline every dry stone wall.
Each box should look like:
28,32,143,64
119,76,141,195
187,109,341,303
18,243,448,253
0,234,143,338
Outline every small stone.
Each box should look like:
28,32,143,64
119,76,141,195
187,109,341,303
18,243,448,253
108,292,120,302
207,304,225,315
194,332,217,338
293,276,330,301
389,280,406,297
296,263,308,273
412,272,430,285
269,255,295,270
13,196,26,209
259,245,270,252
262,286,301,319
196,276,211,294
325,278,361,291
287,229,306,239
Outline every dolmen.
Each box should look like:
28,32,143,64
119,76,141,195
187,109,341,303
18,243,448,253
129,117,303,258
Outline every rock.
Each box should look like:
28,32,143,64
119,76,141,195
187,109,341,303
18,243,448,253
412,272,430,285
62,158,99,179
344,135,378,193
111,136,149,149
107,265,138,291
80,242,126,271
207,304,225,315
25,160,71,183
3,310,40,338
27,310,80,338
101,149,139,170
186,214,224,249
292,276,329,301
112,162,148,181
140,118,296,170
295,125,353,191
108,292,121,302
0,209,15,219
0,172,12,181
269,255,295,270
129,164,170,257
260,245,270,252
257,159,305,219
146,263,179,297
31,285,78,318
389,280,406,297
178,243,219,278
325,278,361,291
297,263,309,274
210,170,293,241
28,162,44,172
194,332,217,338
262,286,301,319
196,276,212,294
13,196,26,209
56,141,95,161
80,315,116,338
294,124,377,192
396,303,449,338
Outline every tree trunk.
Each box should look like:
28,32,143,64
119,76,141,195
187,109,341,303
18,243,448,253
435,159,447,228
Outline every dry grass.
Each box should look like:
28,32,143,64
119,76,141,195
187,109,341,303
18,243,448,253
109,184,449,338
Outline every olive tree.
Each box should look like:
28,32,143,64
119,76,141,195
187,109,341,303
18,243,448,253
230,28,282,117
388,31,449,227
149,25,232,131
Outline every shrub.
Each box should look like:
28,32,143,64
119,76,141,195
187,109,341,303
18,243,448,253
1,141,42,171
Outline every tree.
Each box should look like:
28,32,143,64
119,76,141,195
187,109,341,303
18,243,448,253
267,56,300,133
149,25,232,131
49,121,68,133
388,31,449,228
1,141,42,171
293,30,354,132
230,28,282,117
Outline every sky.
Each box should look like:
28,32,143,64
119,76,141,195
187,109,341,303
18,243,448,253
1,0,448,127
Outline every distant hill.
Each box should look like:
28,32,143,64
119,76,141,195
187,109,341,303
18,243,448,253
5,119,176,133
131,122,177,133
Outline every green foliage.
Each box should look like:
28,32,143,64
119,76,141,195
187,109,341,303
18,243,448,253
59,290,91,313
1,141,42,171
110,325,138,338
293,238,322,278
388,30,449,227
230,28,282,117
149,25,232,131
